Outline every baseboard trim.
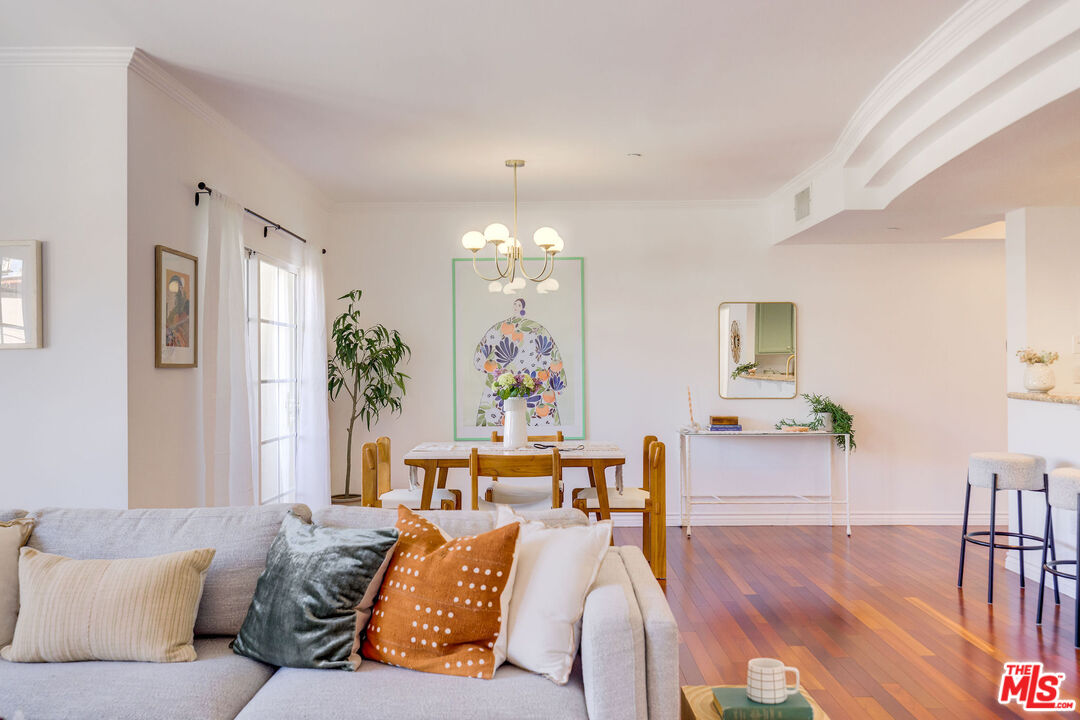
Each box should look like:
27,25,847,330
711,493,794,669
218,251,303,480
1004,555,1077,599
610,511,997,527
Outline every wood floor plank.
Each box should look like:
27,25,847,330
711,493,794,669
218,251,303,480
615,524,1080,719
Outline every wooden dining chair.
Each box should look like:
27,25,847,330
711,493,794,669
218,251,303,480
573,435,666,579
484,431,565,507
469,447,562,511
489,430,564,443
360,437,461,510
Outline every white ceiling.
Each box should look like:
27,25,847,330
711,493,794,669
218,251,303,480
1,0,967,202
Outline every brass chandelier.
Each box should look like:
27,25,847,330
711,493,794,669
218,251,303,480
460,159,563,294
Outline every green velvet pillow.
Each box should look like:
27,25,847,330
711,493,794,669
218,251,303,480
231,512,398,670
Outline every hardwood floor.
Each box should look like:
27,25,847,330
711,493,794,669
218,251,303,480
613,524,1080,719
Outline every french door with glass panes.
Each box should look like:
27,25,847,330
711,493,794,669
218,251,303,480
248,254,299,504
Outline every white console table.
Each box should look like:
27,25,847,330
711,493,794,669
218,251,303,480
679,429,852,537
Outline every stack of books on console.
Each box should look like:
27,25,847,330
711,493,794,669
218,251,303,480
709,416,742,432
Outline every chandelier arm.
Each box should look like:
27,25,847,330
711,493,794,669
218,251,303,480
517,252,554,282
494,240,513,278
470,244,512,282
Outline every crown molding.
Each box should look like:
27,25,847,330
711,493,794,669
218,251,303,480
127,48,235,138
0,46,135,66
331,198,764,213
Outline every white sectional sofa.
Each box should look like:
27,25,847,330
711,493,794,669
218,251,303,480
0,504,678,720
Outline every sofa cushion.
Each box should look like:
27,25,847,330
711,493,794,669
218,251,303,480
315,506,496,538
0,518,33,646
236,659,589,720
0,636,274,720
232,512,398,671
495,505,612,685
362,506,521,679
26,504,310,635
4,547,214,664
314,506,588,538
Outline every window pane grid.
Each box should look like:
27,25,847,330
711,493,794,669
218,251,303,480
252,256,299,506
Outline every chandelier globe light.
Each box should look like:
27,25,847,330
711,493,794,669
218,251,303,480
460,159,563,292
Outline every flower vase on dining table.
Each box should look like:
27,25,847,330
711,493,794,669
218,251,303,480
503,396,528,449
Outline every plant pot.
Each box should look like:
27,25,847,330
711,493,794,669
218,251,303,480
1023,363,1056,393
816,412,834,433
503,396,529,449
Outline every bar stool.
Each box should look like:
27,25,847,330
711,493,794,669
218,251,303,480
957,452,1054,604
1037,467,1078,646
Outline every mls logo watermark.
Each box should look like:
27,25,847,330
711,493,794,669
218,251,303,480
998,662,1077,712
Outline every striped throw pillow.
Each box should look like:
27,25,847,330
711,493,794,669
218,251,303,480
0,546,215,663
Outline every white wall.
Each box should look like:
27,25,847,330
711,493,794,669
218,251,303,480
126,65,330,508
1006,207,1080,596
325,202,1005,525
0,64,130,510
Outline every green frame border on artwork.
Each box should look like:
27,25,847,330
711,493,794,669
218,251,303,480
451,256,586,442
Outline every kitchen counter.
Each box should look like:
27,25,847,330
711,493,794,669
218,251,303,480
1007,391,1080,406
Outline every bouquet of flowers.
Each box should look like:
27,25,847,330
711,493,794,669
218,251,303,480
493,371,538,400
1016,348,1059,365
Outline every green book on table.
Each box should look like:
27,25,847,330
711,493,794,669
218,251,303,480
711,687,814,719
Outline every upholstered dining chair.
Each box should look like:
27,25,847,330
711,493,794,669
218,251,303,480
469,447,562,511
573,435,666,579
361,437,462,510
485,431,565,508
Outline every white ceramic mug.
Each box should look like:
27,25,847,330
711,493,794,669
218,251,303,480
746,658,800,704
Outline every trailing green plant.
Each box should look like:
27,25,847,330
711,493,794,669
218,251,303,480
774,417,823,431
805,393,855,450
327,290,411,497
731,361,759,380
774,393,856,450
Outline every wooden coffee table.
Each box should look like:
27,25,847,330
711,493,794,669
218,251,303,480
680,685,830,719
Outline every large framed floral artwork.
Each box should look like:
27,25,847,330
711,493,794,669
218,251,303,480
452,257,584,441
155,245,198,368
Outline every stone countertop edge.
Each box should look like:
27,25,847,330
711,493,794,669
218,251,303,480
1007,391,1080,405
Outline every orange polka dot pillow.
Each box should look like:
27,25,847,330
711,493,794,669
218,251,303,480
361,506,520,679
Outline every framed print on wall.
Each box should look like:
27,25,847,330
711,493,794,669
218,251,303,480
0,240,43,349
452,256,585,441
155,245,198,368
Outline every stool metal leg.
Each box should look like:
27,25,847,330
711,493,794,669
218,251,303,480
1017,490,1025,589
958,478,971,588
988,473,997,604
1037,506,1051,625
1074,500,1079,648
1046,485,1061,606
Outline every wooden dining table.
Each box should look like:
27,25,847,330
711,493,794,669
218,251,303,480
402,441,627,517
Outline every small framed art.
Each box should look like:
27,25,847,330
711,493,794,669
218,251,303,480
155,245,198,368
0,240,44,349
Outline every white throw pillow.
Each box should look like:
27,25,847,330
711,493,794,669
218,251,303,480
495,504,612,684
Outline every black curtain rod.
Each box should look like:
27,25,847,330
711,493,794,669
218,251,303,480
195,181,325,254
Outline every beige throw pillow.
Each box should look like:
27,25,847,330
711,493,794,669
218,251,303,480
0,518,34,646
1,546,215,663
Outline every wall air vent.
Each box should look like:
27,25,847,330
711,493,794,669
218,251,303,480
793,186,811,222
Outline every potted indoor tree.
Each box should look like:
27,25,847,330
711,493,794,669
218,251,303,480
327,289,411,501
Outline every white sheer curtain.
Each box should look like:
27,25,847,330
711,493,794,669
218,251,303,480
202,192,257,506
296,239,331,509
